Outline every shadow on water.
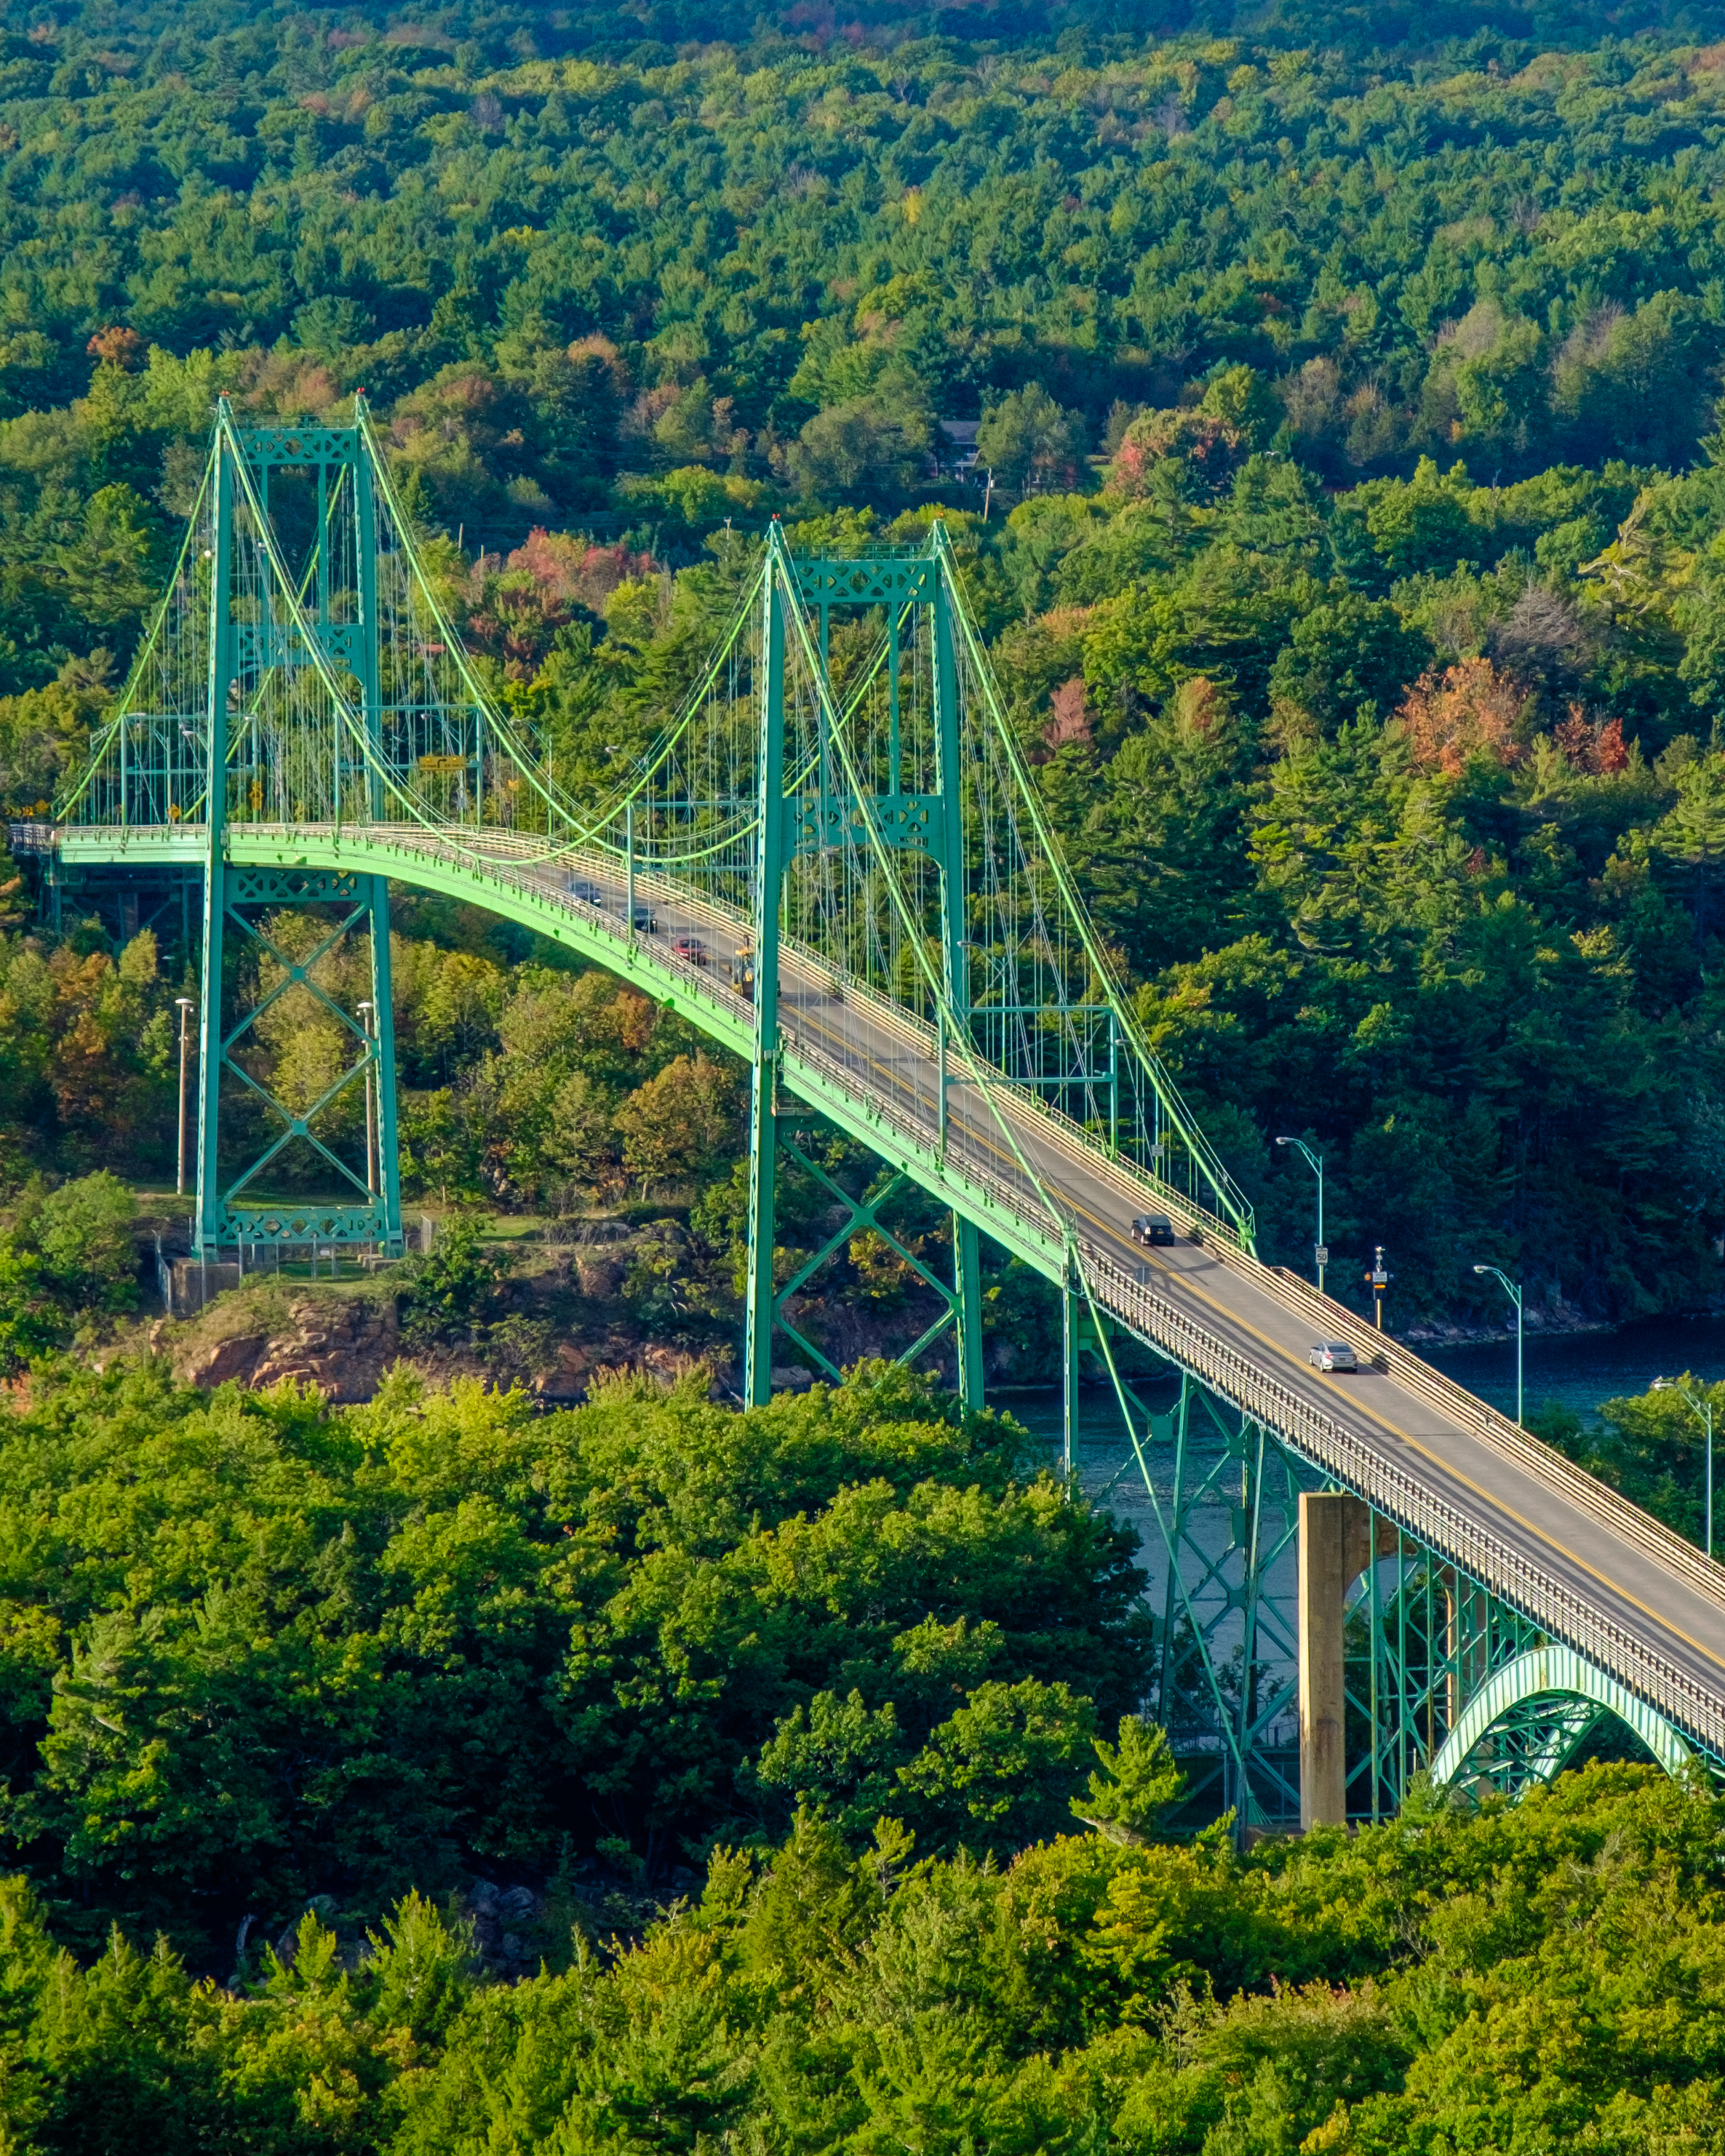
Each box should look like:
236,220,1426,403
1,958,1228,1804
993,1373,1240,1591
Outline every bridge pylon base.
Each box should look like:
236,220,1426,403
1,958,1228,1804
194,859,402,1258
743,1103,987,1408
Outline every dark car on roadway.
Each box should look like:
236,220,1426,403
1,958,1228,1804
570,878,603,905
1131,1213,1178,1246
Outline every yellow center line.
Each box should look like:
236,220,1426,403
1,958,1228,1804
575,903,1722,1693
1141,1246,1725,1677
789,1002,1725,1685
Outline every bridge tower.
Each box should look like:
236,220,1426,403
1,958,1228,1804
743,540,982,1409
188,407,402,1258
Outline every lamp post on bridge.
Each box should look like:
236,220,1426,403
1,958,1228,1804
1275,1135,1325,1297
1473,1263,1523,1429
1653,1376,1715,1560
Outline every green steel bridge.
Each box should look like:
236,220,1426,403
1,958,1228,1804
33,398,1725,1832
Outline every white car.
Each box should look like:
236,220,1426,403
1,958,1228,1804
1308,1341,1358,1373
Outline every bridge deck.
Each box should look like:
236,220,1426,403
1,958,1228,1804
60,822,1725,1759
506,832,1725,1760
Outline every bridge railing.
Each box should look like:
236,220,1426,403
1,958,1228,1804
485,822,1243,1261
64,818,1725,1738
1259,1263,1725,1616
1077,1242,1725,1760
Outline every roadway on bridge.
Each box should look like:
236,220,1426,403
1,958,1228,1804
522,844,1725,1744
62,821,1725,1753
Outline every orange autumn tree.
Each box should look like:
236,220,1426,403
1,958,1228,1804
1553,706,1629,774
1395,657,1527,776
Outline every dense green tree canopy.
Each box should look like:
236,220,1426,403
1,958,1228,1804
0,1744,1714,2152
15,6,1725,1331
0,1358,1147,1960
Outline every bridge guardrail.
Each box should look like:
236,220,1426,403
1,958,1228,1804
827,997,1725,1678
71,823,1725,1749
1254,1263,1725,1618
820,966,1247,1254
380,832,754,1037
1077,1242,1725,1762
751,978,1725,1754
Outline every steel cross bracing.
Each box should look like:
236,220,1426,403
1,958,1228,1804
49,400,1725,1820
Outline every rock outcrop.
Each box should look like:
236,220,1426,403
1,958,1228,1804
182,1296,399,1401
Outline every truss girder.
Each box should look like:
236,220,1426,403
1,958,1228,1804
1430,1642,1693,1792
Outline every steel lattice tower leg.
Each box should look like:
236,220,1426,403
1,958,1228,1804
366,874,402,1239
931,557,984,1413
953,1216,984,1410
744,553,789,1408
193,426,236,1260
1062,1266,1081,1477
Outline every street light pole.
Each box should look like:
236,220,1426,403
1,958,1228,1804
626,798,636,946
1473,1263,1523,1427
1653,1378,1716,1559
175,997,195,1197
1275,1135,1326,1296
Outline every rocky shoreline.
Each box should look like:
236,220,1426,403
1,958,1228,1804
1399,1302,1614,1349
130,1215,1725,1407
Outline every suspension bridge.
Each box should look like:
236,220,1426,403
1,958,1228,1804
31,396,1725,1832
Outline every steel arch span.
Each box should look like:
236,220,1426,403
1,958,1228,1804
1429,1642,1694,1798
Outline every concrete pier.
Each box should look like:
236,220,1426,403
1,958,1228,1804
1299,1491,1353,1829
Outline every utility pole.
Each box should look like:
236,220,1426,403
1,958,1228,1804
175,997,195,1197
1473,1263,1523,1427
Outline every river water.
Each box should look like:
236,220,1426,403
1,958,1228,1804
997,1311,1725,1464
1422,1312,1725,1422
995,1312,1725,1557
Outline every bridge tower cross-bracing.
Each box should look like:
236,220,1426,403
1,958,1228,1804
194,417,402,1258
745,543,983,1408
41,395,1725,1832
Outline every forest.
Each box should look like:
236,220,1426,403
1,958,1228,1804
9,1,1725,1323
4,0,1725,2145
0,1352,1714,2154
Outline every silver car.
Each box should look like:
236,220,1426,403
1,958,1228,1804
1308,1341,1358,1373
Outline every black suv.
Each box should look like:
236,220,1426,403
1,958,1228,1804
1130,1214,1177,1247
